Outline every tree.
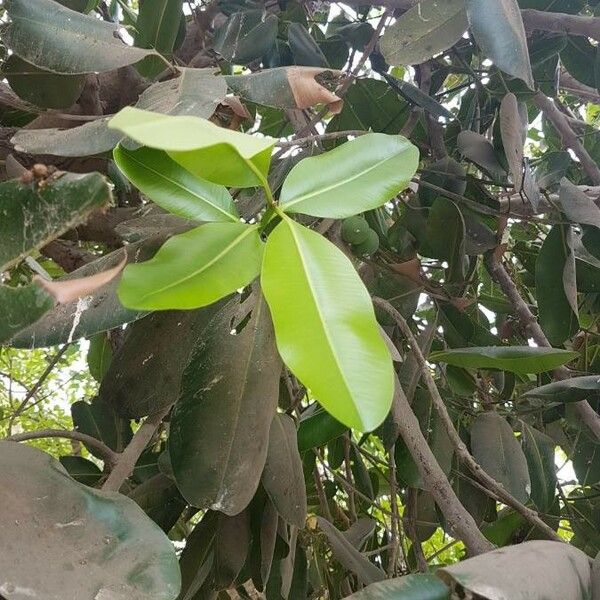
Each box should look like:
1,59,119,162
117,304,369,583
1,0,600,597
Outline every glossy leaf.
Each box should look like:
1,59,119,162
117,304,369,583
465,0,534,88
261,218,394,431
169,296,281,513
118,222,262,310
113,145,237,222
297,407,348,452
343,574,451,600
262,414,307,529
109,107,275,187
429,346,578,374
0,284,54,345
0,441,180,600
279,133,419,218
316,517,385,586
380,0,468,67
438,540,591,600
4,0,156,74
471,412,531,504
521,423,556,512
0,172,111,273
523,375,600,403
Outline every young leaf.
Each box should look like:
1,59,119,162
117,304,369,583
118,222,264,310
169,296,281,513
0,441,180,600
465,0,534,88
109,107,275,187
428,346,579,374
113,145,238,223
261,218,394,431
471,412,531,504
380,0,468,67
279,133,419,218
4,0,156,74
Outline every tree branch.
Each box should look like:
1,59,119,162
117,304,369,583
483,252,600,441
6,429,118,467
101,405,171,492
373,297,563,543
533,92,600,185
522,8,600,40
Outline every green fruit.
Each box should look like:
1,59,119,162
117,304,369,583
352,229,379,256
341,216,370,244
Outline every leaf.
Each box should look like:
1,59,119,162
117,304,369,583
499,92,525,190
11,118,123,157
342,574,451,600
279,133,419,218
108,107,275,187
438,540,591,600
118,223,263,310
35,254,126,304
261,218,394,431
288,23,328,67
87,333,113,383
465,0,534,88
457,130,507,180
297,407,348,452
4,0,156,74
10,238,163,349
3,55,86,109
521,424,556,512
380,0,467,66
0,172,111,273
471,412,531,504
71,397,132,458
59,455,103,486
214,511,250,589
113,145,238,223
135,67,227,118
0,441,180,600
0,284,54,345
225,67,343,113
559,178,600,229
213,10,278,64
573,437,600,486
523,375,600,403
316,517,385,586
536,224,579,345
99,306,223,418
262,414,307,529
169,296,282,513
429,346,578,374
134,0,184,77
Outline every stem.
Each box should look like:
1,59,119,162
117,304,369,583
373,296,563,543
6,429,118,467
102,406,170,492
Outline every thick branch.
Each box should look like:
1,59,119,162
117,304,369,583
101,405,171,492
6,429,118,467
373,297,563,543
534,92,600,185
522,8,600,40
391,377,494,555
484,252,600,441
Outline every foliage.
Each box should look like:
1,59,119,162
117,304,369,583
1,0,600,598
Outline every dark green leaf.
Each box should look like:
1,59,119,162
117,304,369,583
297,407,348,452
559,178,600,229
59,455,103,486
87,333,112,383
214,511,250,589
288,23,328,67
457,130,507,180
343,574,451,600
521,423,556,512
523,376,600,404
1,284,54,345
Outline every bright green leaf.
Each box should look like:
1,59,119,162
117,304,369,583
279,133,419,218
261,218,394,431
113,145,238,222
118,222,263,310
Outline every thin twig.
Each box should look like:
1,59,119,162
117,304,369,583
6,429,118,467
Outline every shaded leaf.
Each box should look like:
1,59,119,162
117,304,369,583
429,346,578,374
214,511,250,589
0,441,180,600
262,414,307,529
342,574,451,600
471,412,531,504
4,0,155,74
0,172,111,273
457,130,507,180
521,423,556,512
573,437,600,486
87,333,113,383
499,92,525,190
118,223,263,310
288,23,328,67
0,284,54,345
297,407,347,453
559,178,600,229
261,218,394,431
59,455,103,486
380,0,467,67
169,296,281,513
523,375,600,404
